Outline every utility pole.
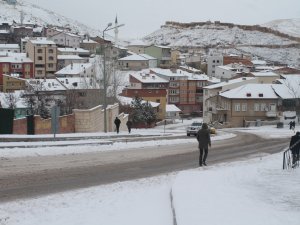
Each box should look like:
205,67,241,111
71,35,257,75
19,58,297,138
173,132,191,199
102,22,124,133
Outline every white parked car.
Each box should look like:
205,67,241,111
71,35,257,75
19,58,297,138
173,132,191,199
186,121,203,136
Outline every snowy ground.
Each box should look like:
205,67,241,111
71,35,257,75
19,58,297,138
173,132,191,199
0,123,299,225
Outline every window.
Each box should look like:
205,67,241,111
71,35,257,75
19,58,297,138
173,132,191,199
48,64,54,68
260,103,267,111
254,103,260,111
48,49,54,54
37,49,43,53
38,56,43,60
49,56,54,61
242,103,247,111
234,103,240,112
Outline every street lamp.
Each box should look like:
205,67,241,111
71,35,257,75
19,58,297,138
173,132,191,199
102,22,124,133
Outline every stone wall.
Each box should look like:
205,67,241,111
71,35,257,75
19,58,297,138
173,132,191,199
13,114,75,135
12,104,127,134
74,103,128,133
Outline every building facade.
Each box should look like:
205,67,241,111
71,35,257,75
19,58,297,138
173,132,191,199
25,38,57,78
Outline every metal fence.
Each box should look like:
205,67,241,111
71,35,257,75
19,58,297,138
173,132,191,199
283,147,300,170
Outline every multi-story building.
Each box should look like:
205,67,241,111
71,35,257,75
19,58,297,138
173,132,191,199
203,77,257,123
48,31,81,48
207,55,223,77
80,39,101,54
145,45,171,68
127,39,147,54
151,68,219,115
57,55,87,70
58,47,90,58
25,38,57,78
0,44,20,53
118,54,157,71
120,71,169,120
0,54,33,91
218,84,279,127
2,74,26,93
215,63,251,80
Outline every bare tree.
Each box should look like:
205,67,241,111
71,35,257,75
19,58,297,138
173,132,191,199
22,81,53,118
4,92,18,109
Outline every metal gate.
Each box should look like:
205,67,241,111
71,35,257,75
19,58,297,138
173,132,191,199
27,115,35,135
0,108,14,134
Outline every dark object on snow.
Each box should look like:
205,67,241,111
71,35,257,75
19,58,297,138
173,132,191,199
114,117,121,134
289,132,300,167
196,123,211,167
126,120,132,133
277,122,284,128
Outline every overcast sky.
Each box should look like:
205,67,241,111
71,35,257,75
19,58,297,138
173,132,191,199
25,0,300,39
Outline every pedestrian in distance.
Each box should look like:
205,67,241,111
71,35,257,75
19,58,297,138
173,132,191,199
289,131,300,168
114,117,121,134
196,123,211,167
288,121,295,130
126,120,133,133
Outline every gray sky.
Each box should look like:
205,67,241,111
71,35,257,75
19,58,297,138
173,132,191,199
26,0,300,38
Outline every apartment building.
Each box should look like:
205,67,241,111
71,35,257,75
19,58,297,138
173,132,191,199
151,68,219,115
207,55,223,77
120,71,169,120
0,54,33,91
25,38,57,78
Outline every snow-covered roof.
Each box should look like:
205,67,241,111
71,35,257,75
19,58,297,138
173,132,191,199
251,71,279,77
0,55,32,63
58,47,89,53
220,83,278,99
55,63,93,75
130,72,169,84
0,52,26,57
30,38,56,45
0,30,9,34
81,39,97,44
275,75,300,98
154,45,171,49
119,54,149,61
204,77,256,89
166,104,181,112
119,54,157,61
255,66,284,71
0,44,19,49
118,96,160,108
128,39,147,46
271,84,295,99
57,77,98,89
57,55,84,60
251,60,267,65
150,68,188,78
139,54,156,60
151,68,219,82
179,66,202,73
27,79,66,91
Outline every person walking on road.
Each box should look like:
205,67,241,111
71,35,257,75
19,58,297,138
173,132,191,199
289,131,300,167
126,120,133,133
196,123,211,167
114,117,121,134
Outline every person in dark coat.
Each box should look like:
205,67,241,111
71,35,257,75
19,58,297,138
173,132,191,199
289,131,300,167
289,121,295,130
126,120,133,133
196,123,211,166
114,117,121,134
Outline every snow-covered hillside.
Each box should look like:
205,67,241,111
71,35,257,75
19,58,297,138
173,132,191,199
143,23,297,47
0,0,101,36
263,19,300,38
